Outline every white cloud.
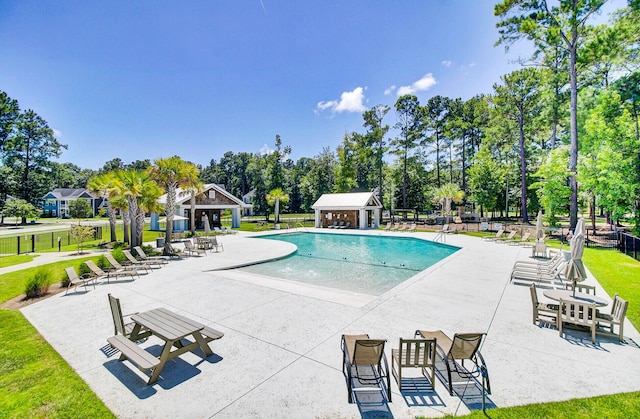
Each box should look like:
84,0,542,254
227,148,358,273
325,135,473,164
441,60,452,67
384,85,396,95
52,128,62,138
316,87,367,114
397,73,437,96
259,144,273,155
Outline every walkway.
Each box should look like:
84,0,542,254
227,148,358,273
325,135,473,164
19,230,640,418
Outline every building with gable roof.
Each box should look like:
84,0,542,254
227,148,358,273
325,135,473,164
312,192,382,230
41,188,105,218
151,183,250,231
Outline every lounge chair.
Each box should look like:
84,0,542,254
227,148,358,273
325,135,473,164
163,243,186,259
496,230,518,243
406,223,417,233
341,334,391,403
84,260,137,284
384,222,392,231
558,299,597,344
510,260,567,285
415,330,490,396
512,250,563,270
328,221,338,229
509,231,532,246
596,294,628,342
122,249,162,269
511,254,565,276
392,222,401,231
108,293,151,339
64,266,97,295
134,246,170,264
105,253,149,275
391,337,436,391
183,239,206,256
399,222,409,232
530,283,559,325
483,229,504,241
339,221,351,229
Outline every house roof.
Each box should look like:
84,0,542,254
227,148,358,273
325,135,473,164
42,188,96,200
159,183,249,207
312,192,382,210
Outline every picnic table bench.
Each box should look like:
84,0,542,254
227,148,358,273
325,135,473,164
107,335,160,374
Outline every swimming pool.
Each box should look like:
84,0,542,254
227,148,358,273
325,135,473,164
237,232,459,295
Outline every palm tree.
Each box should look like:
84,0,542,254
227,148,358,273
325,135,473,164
149,157,200,253
87,172,118,242
433,183,465,217
266,188,289,225
113,169,161,248
181,179,205,236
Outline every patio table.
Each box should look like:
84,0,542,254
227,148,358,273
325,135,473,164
129,307,214,384
543,289,608,307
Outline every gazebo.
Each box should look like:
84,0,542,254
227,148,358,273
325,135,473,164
312,192,382,230
151,184,250,231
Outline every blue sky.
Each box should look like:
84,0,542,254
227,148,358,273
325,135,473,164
0,1,623,170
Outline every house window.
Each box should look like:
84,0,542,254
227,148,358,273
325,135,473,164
60,200,66,207
208,190,216,199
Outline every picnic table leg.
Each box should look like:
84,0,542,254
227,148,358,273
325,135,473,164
147,340,175,384
193,331,214,357
128,324,143,341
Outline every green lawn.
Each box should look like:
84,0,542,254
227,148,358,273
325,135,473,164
0,238,639,417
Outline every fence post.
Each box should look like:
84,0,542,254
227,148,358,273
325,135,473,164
31,234,35,253
17,236,20,255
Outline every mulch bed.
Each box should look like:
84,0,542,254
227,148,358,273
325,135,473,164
1,282,66,310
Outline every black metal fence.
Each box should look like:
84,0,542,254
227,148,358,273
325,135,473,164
619,231,640,262
0,227,103,256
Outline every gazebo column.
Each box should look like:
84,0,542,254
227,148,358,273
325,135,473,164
372,208,380,228
359,209,367,229
231,208,241,228
314,210,321,228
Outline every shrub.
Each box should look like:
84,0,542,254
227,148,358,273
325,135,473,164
25,268,51,299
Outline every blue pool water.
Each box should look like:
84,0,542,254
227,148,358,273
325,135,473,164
238,232,459,295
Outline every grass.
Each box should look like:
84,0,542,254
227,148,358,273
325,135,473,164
0,255,35,268
0,234,639,417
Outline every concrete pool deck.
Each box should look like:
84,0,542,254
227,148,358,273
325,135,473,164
20,229,640,418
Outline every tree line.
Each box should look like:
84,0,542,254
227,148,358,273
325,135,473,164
0,1,638,235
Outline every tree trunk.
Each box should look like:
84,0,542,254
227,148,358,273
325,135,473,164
519,113,529,224
568,29,579,232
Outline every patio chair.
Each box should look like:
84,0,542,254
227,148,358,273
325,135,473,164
341,334,391,403
391,337,437,391
64,266,97,295
415,330,490,396
195,236,213,250
482,229,504,241
532,240,548,258
84,260,137,284
564,283,596,295
107,293,150,340
122,249,162,269
210,236,224,252
558,299,597,344
134,246,169,264
596,294,628,342
530,283,559,325
183,239,206,256
105,253,149,275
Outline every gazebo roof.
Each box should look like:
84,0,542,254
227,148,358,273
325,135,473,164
312,192,382,210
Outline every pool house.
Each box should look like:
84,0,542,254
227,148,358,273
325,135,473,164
312,192,382,230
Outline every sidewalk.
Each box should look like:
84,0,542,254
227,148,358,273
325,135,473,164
0,249,108,276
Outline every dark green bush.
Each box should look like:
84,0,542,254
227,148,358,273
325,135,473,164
25,268,51,298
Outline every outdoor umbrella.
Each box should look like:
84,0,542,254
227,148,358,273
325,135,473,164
535,210,545,241
574,217,585,237
159,215,189,222
204,215,211,236
564,232,587,296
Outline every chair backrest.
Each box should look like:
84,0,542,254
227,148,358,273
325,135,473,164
108,293,126,336
449,333,485,360
122,249,138,264
506,230,517,239
184,240,194,249
84,260,105,276
65,266,78,282
611,294,629,322
134,246,148,259
559,299,596,327
353,339,386,366
530,283,539,306
521,232,531,241
105,253,121,269
397,338,435,368
495,230,504,238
